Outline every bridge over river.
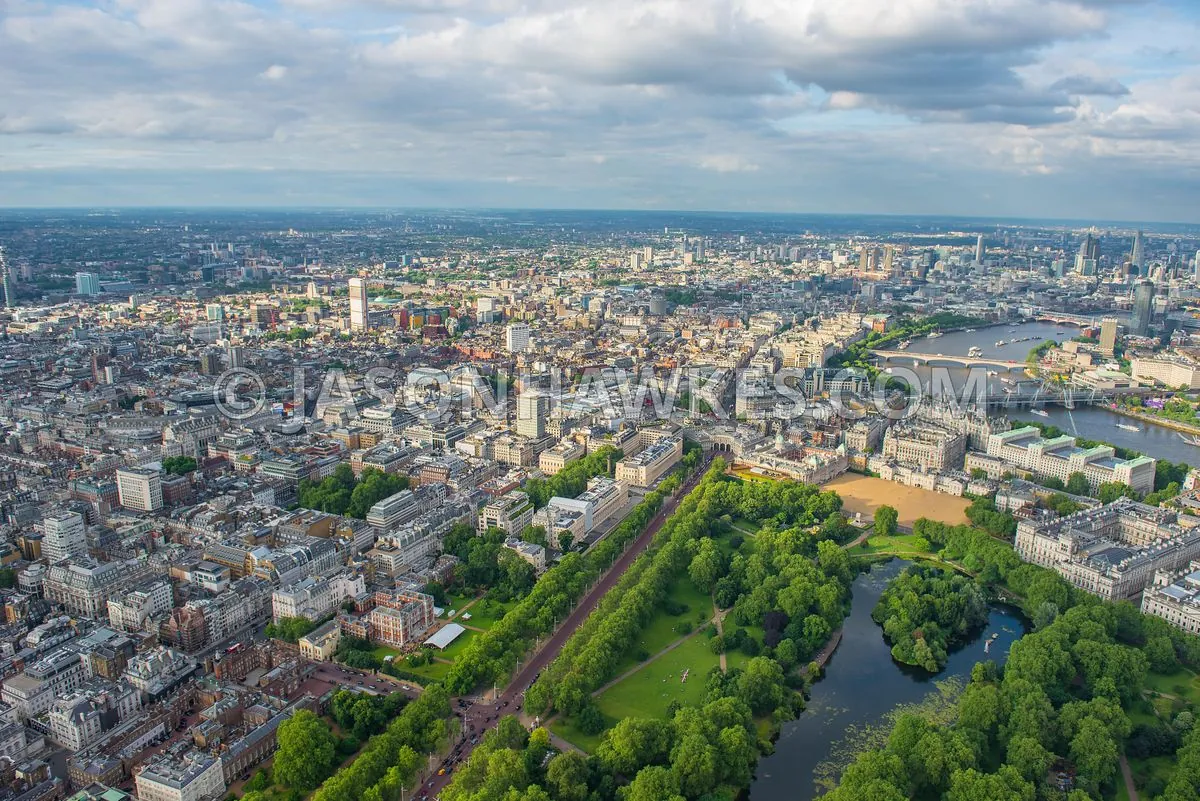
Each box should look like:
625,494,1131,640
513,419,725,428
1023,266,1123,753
870,349,1027,369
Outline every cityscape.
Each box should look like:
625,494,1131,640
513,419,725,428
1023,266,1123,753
3,1,1200,801
0,209,1197,801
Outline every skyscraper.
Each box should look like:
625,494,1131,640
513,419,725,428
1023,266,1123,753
629,252,643,271
516,389,549,439
0,246,10,309
75,272,101,296
349,277,369,332
506,322,531,354
1075,233,1100,274
1099,318,1119,356
42,511,86,565
975,234,985,264
1130,230,1146,272
1132,280,1155,336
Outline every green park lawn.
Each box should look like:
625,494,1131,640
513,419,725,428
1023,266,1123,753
435,628,480,660
396,658,453,682
459,597,516,630
442,591,478,618
1143,667,1200,705
856,533,933,557
594,635,722,726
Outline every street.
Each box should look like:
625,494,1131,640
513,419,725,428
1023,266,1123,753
418,457,711,797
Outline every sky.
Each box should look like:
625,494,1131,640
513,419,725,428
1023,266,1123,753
1,0,1199,221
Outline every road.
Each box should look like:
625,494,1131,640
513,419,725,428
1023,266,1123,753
418,457,712,798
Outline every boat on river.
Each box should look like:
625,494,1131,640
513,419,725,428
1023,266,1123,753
1116,423,1140,432
1180,433,1200,446
1032,409,1050,417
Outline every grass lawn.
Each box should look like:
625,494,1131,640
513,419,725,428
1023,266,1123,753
608,579,714,677
550,716,607,754
443,591,478,618
1126,754,1175,799
371,644,403,662
397,658,453,682
594,636,721,725
459,598,515,630
435,628,479,660
855,533,933,557
729,467,779,483
1144,667,1200,705
731,517,761,536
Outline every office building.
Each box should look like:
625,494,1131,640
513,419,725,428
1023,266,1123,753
478,490,535,535
1131,357,1200,390
365,490,421,531
974,234,984,263
1130,230,1146,272
135,752,225,801
349,277,369,333
881,424,967,471
1016,500,1200,601
1099,317,1119,356
1142,561,1200,635
615,435,684,488
76,272,102,296
205,304,224,322
42,511,86,565
116,467,164,512
971,427,1156,496
506,322,531,354
1132,279,1155,336
516,389,549,439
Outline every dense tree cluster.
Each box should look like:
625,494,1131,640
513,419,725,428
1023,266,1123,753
524,446,622,509
265,616,319,643
828,603,1150,799
526,471,848,718
297,464,409,519
311,685,451,801
329,689,408,740
272,710,339,792
871,564,990,672
162,456,197,475
827,501,1200,800
442,523,537,599
442,698,764,801
442,455,706,696
963,496,1017,538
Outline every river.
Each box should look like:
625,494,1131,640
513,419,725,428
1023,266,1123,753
880,320,1198,464
750,559,1027,801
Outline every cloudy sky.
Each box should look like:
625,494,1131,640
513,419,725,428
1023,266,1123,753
1,0,1199,221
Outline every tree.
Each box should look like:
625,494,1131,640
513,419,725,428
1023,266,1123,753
162,456,197,475
1069,717,1119,792
274,710,337,791
874,505,899,538
544,752,590,801
1065,472,1091,496
688,538,724,594
736,657,787,716
624,766,684,801
558,532,574,553
596,717,673,776
575,702,605,736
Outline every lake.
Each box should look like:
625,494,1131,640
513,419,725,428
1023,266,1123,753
749,559,1027,801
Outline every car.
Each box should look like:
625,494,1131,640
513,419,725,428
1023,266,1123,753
437,768,445,776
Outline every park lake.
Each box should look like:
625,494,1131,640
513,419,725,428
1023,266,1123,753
749,559,1029,801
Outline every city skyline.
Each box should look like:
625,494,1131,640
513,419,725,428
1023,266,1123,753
2,0,1199,220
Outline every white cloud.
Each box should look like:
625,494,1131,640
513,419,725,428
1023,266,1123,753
0,0,1196,219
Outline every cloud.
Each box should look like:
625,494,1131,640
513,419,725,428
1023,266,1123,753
0,0,1196,220
1050,74,1131,96
697,155,760,173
